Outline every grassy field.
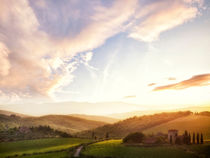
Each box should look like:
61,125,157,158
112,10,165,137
17,151,69,158
143,115,210,140
82,140,209,158
0,138,92,158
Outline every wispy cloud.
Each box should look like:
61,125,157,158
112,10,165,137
153,74,210,91
123,95,136,99
129,0,203,42
168,77,176,81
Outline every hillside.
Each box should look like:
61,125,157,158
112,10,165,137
0,126,71,142
77,111,192,138
109,106,210,119
69,114,119,123
0,110,29,118
0,114,106,134
143,114,210,140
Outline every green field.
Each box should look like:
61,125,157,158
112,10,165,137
82,140,209,158
0,138,92,158
17,151,69,158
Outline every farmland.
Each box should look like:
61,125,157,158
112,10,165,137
0,137,92,158
82,139,210,158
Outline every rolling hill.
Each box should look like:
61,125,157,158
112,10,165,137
109,106,210,119
0,110,29,118
77,111,193,138
69,114,119,123
0,114,107,134
143,114,210,140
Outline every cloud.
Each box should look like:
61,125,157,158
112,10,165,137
129,0,203,42
0,0,54,99
0,43,10,76
168,77,176,81
123,95,136,99
148,83,156,87
153,74,210,91
0,0,204,101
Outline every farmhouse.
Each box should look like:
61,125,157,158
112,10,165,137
168,129,178,144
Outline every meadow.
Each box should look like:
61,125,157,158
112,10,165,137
82,139,210,158
0,137,92,158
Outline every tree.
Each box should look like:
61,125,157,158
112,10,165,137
188,133,191,144
123,132,144,143
91,131,95,139
201,133,203,144
193,133,195,144
197,133,199,144
105,132,109,139
183,130,188,144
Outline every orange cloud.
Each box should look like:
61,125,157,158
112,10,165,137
148,83,156,86
153,74,210,91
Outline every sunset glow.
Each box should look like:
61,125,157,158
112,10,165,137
0,0,210,115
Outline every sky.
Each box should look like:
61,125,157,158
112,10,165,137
0,0,210,115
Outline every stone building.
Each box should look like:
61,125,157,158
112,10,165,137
168,129,178,144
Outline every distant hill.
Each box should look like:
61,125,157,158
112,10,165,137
0,114,106,134
69,114,119,124
143,114,210,140
109,106,210,119
0,110,29,118
77,111,192,138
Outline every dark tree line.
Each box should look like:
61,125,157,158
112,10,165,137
184,131,203,144
91,131,109,140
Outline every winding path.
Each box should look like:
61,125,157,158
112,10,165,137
73,145,83,157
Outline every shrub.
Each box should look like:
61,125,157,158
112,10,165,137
123,132,144,143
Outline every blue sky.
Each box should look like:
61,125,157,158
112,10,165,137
0,0,210,114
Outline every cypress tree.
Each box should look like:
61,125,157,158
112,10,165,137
188,133,191,144
193,133,195,144
184,130,188,144
197,133,199,144
201,133,203,144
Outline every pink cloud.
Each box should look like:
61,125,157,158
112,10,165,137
153,74,210,91
129,0,203,42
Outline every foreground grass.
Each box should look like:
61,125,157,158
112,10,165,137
0,138,92,158
82,140,199,158
18,150,69,158
187,144,210,157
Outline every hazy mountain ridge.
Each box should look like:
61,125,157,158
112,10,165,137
109,106,210,119
0,110,29,118
69,114,119,123
0,114,106,134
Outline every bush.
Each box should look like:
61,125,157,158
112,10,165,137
123,132,144,143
